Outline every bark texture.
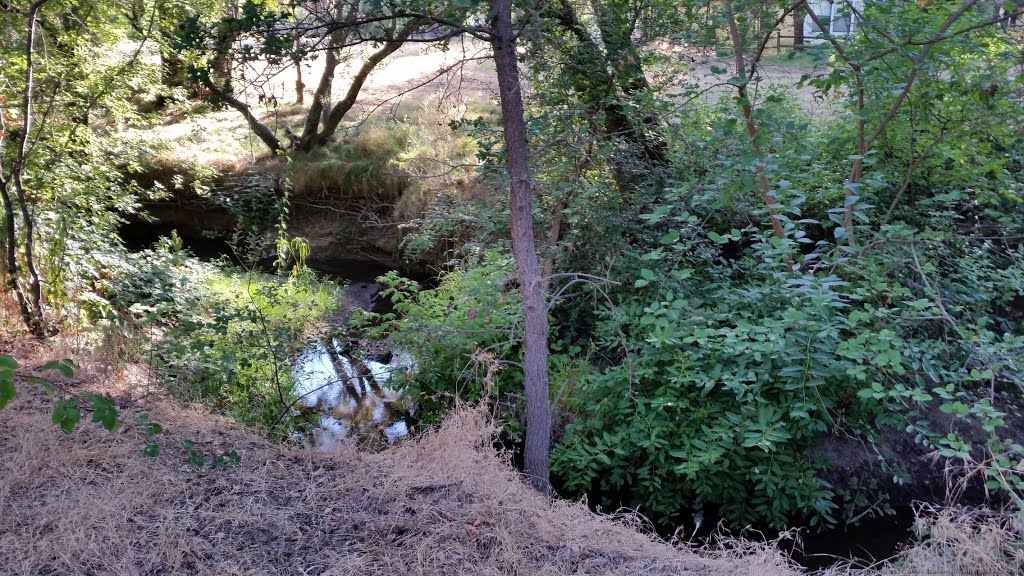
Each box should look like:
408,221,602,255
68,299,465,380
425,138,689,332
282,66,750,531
490,0,552,494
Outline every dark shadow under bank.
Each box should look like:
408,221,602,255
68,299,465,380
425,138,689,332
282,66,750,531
792,508,917,570
119,220,429,283
506,422,996,572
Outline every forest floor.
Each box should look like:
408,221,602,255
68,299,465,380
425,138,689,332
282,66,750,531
2,338,1022,575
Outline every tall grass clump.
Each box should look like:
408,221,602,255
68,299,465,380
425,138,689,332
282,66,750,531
289,125,412,205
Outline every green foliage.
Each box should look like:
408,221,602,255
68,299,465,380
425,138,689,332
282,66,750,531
358,253,526,428
0,356,17,410
51,399,82,434
41,360,77,379
90,238,340,435
531,12,1024,527
552,208,1023,529
0,354,129,436
552,229,847,528
0,341,246,470
83,392,119,432
138,416,163,457
0,354,119,436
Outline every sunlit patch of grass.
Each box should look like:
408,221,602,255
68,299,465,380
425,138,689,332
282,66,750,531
289,125,413,204
759,48,830,69
392,95,491,221
288,94,492,221
122,101,306,168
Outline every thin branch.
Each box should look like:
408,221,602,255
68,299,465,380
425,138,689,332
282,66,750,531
725,1,790,265
749,0,806,80
311,17,428,148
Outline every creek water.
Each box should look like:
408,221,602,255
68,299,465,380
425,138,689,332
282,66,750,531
292,334,414,449
122,220,416,448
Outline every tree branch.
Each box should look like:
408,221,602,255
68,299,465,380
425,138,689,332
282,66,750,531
306,18,427,149
200,75,284,153
725,1,790,264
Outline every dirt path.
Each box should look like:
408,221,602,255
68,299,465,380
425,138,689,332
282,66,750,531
685,57,841,117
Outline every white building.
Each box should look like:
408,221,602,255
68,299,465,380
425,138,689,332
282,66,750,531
802,0,865,40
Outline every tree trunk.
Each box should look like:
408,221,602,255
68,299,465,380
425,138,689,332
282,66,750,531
793,7,804,48
0,0,51,339
490,0,552,494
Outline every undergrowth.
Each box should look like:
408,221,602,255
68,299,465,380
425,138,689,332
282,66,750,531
85,235,341,437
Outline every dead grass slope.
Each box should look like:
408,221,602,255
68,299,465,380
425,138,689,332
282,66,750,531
0,375,798,576
2,355,1021,576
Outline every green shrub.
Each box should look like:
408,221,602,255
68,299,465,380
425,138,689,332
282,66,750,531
357,252,526,428
552,237,849,528
92,236,340,436
550,208,1024,530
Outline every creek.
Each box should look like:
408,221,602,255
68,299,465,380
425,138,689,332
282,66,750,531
290,284,416,450
122,220,418,448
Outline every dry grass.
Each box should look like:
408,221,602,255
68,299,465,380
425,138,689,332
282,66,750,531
2,345,1022,576
0,363,797,576
289,127,412,205
867,506,1024,576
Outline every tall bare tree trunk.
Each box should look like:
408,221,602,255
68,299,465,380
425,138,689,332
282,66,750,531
793,7,804,48
490,0,552,494
0,0,50,338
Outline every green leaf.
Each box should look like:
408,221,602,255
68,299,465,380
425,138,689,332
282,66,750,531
52,399,81,434
84,393,118,432
137,415,163,436
141,441,160,457
0,374,15,410
26,377,54,396
187,450,205,470
0,355,18,371
42,359,75,379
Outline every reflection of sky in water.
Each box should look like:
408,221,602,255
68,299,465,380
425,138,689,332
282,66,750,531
294,339,414,448
384,420,408,443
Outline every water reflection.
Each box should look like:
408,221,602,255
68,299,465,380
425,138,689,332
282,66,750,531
293,337,413,449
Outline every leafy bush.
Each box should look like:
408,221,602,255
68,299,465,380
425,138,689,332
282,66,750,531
90,236,340,436
357,252,526,428
552,227,850,528
551,194,1024,529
